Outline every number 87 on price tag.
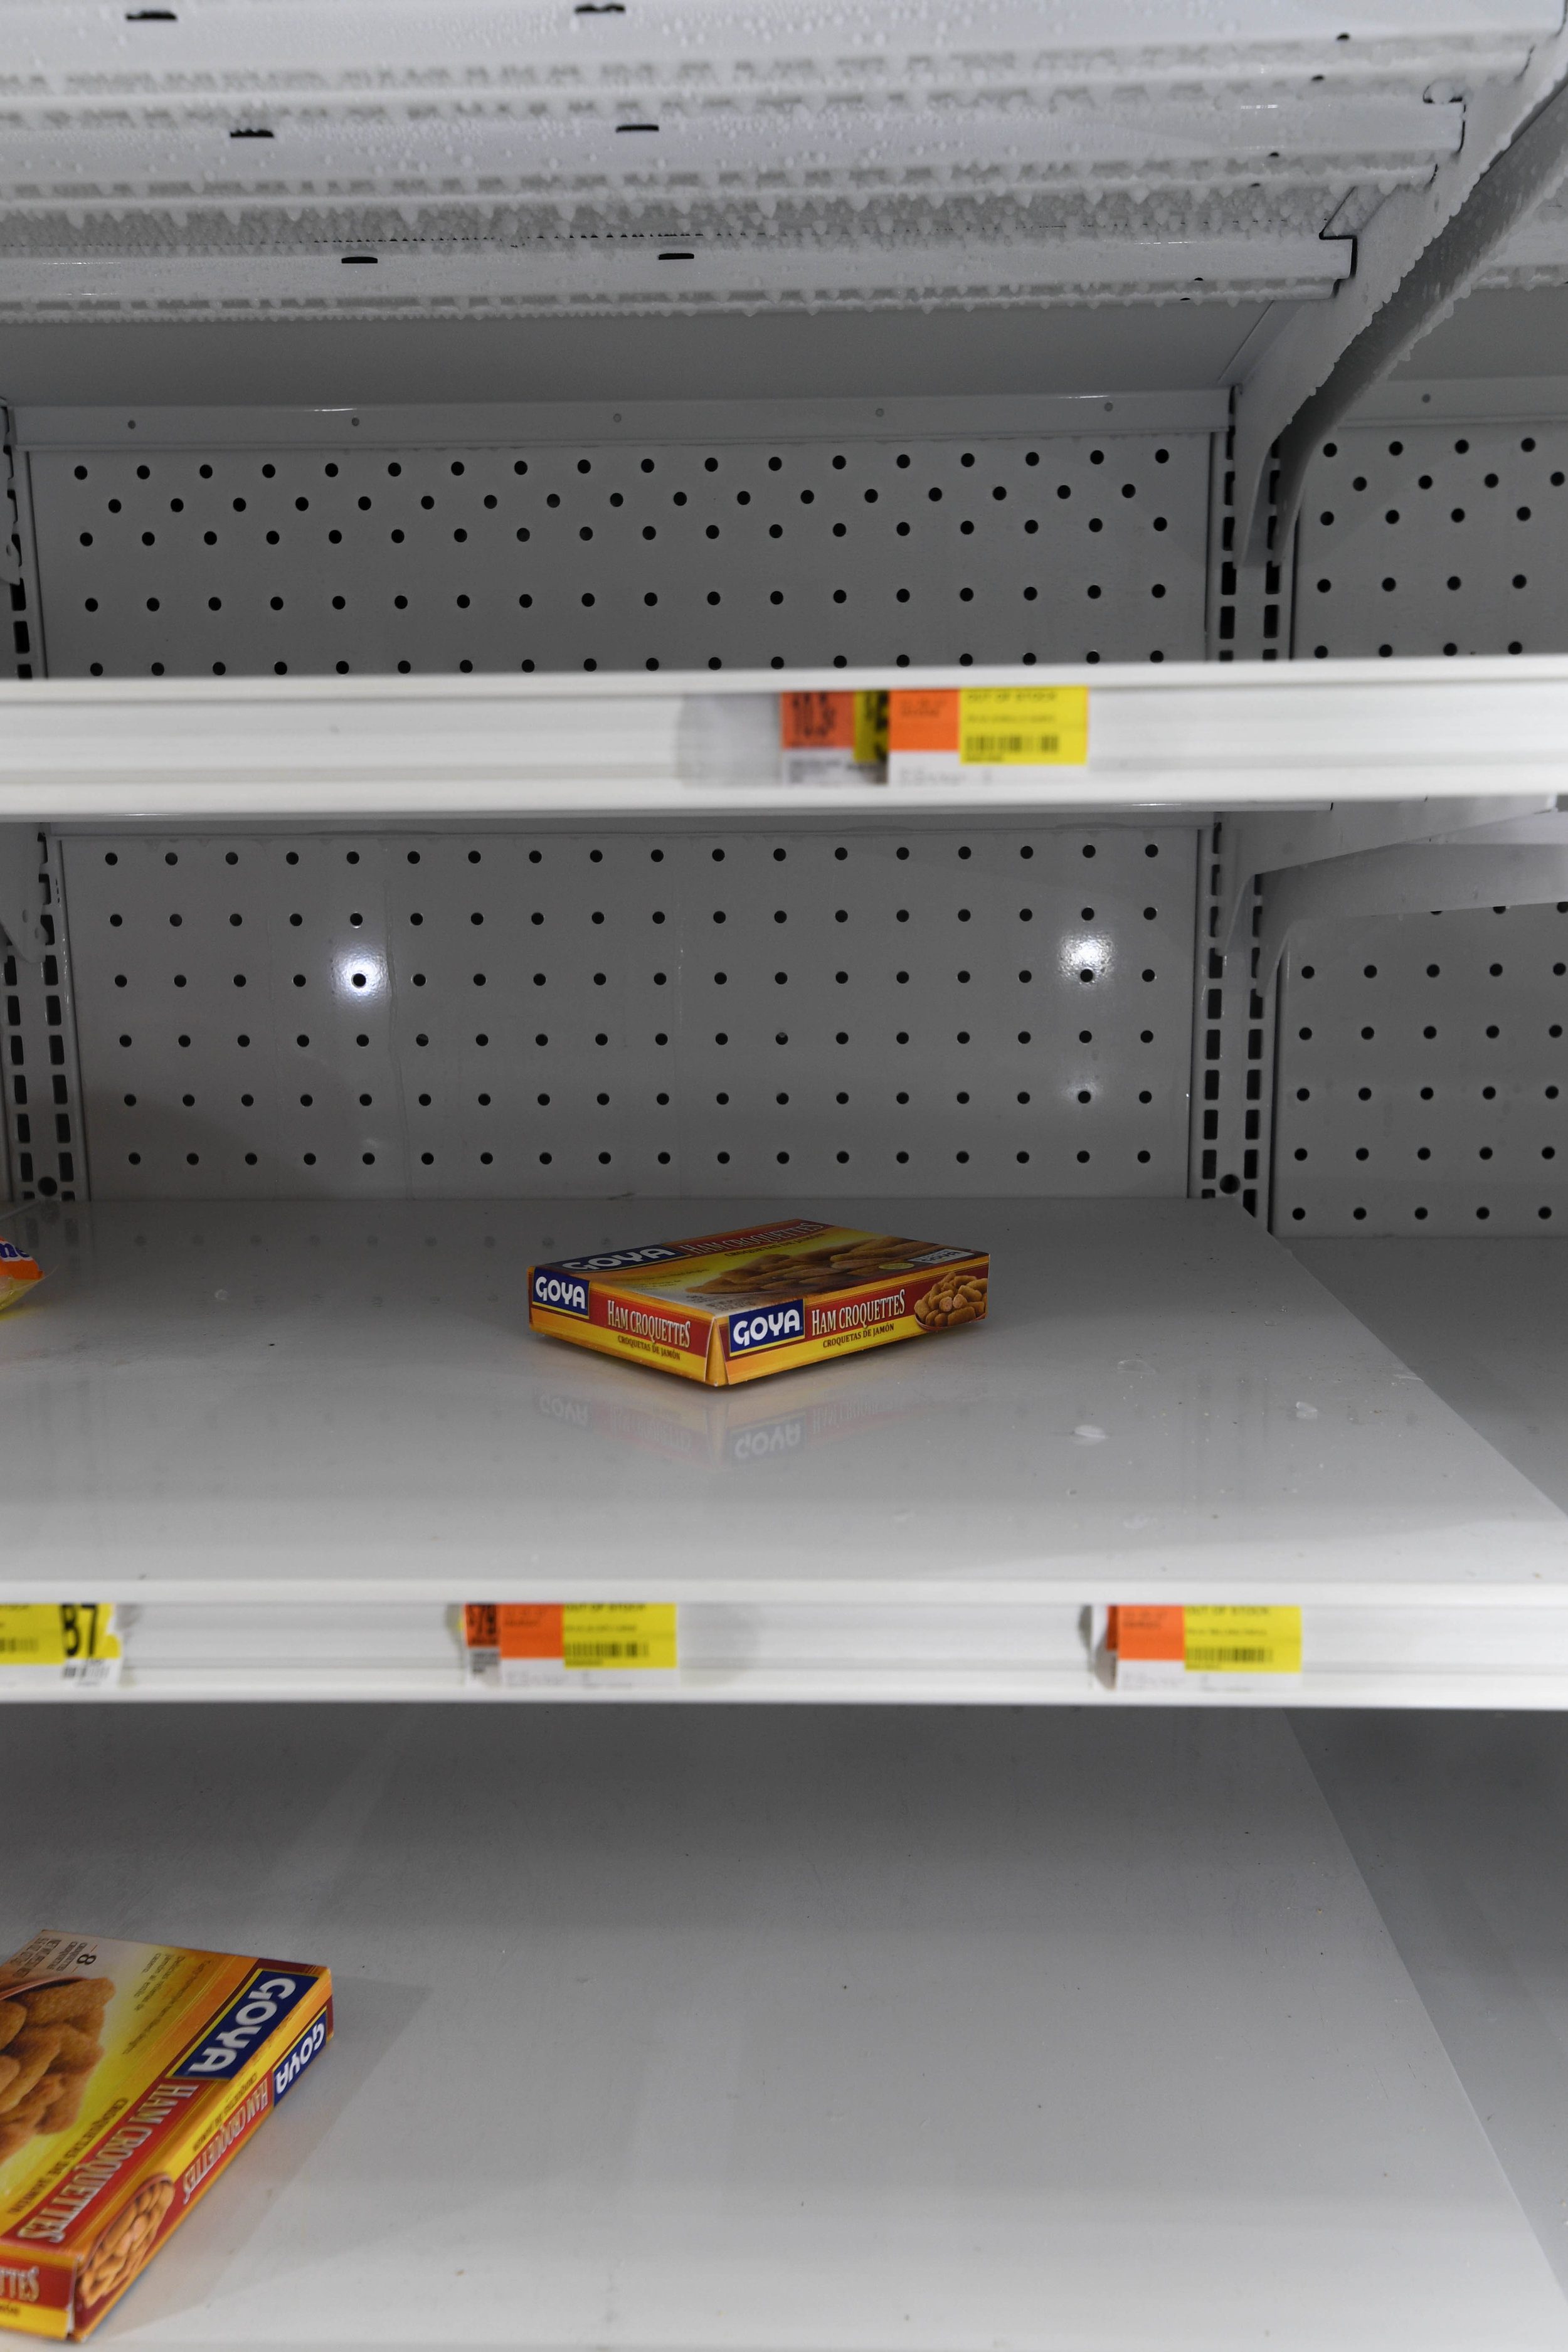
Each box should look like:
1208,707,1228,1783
0,1604,123,1688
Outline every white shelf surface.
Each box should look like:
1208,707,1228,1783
23,1703,1568,2352
4,658,1568,821
1300,1707,1568,2315
1295,1236,1568,1520
5,1195,1568,1702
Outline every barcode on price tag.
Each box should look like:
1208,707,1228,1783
463,1602,677,1688
887,686,1089,783
0,1604,122,1688
1103,1605,1301,1690
960,689,1089,766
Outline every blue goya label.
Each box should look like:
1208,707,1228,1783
531,1266,591,1316
272,2006,329,2102
728,1300,805,1357
173,1966,319,2079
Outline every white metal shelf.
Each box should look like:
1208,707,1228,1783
4,1194,1567,1703
3,659,1568,822
18,1702,1567,2352
1295,1234,1568,1512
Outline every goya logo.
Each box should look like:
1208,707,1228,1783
174,1968,316,2078
273,2010,328,2102
532,1267,590,1316
728,1301,804,1355
556,1246,681,1274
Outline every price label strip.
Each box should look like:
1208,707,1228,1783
0,1604,122,1689
1102,1604,1301,1691
887,686,1090,785
463,1603,678,1690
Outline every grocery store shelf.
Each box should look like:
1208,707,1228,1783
1295,1236,1568,1520
24,1702,1568,2351
4,1195,1568,1703
4,658,1568,822
1300,1706,1568,2308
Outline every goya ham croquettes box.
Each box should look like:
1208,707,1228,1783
529,1219,988,1385
0,1931,331,2339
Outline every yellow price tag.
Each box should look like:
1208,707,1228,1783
959,686,1089,767
1182,1606,1301,1675
0,1604,122,1685
561,1604,677,1671
851,691,888,766
1107,1604,1301,1688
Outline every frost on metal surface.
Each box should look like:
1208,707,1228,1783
62,824,1195,1204
1481,181,1568,288
0,1,1540,317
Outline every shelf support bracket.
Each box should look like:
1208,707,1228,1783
1220,796,1557,953
1232,29,1568,567
1258,839,1568,990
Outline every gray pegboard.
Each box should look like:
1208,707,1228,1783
29,430,1207,679
61,823,1195,1203
1293,422,1568,660
1273,904,1568,1236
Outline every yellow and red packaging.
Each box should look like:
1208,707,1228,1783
529,1218,988,1385
0,1930,332,2339
0,1244,43,1316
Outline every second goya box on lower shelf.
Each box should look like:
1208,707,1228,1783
529,1219,988,1384
0,1929,331,2340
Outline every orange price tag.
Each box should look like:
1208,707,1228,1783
463,1603,678,1687
887,689,959,753
781,692,856,751
1113,1605,1185,1664
464,1602,563,1660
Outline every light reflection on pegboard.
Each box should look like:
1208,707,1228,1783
1273,904,1568,1236
31,432,1207,678
63,824,1195,1202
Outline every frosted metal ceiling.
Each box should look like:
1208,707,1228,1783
0,0,1559,319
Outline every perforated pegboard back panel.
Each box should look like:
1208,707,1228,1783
31,430,1207,679
62,824,1195,1202
1294,422,1568,660
1272,904,1568,1235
